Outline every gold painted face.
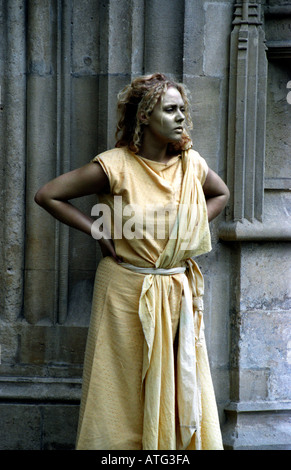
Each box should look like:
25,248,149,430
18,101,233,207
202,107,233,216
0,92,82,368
145,87,186,145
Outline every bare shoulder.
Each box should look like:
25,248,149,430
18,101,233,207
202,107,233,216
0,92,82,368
35,160,110,205
73,161,110,194
203,168,229,198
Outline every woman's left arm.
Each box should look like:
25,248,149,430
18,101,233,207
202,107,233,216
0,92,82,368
203,168,230,222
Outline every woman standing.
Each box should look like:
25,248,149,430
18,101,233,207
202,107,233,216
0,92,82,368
35,73,229,450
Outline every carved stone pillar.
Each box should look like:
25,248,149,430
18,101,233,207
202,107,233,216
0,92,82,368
219,0,269,239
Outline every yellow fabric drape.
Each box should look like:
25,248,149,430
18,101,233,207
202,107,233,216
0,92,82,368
123,150,212,450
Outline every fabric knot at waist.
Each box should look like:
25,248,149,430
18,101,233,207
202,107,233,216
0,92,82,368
119,262,204,314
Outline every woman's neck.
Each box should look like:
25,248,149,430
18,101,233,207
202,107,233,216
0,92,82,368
138,140,170,164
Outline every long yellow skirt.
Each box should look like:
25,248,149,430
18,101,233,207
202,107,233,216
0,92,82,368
76,257,223,450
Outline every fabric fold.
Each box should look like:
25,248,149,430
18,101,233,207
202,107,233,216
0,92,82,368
120,259,205,450
177,259,204,450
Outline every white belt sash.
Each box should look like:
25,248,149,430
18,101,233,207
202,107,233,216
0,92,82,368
120,261,204,450
120,263,187,276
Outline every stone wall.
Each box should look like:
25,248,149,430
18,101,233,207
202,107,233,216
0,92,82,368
219,0,291,449
0,0,290,450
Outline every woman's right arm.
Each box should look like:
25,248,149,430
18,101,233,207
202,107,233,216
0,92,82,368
34,162,122,261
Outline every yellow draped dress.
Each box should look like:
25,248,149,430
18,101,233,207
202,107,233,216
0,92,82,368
76,146,223,450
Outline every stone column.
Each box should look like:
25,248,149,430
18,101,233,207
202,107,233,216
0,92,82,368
25,0,59,325
0,0,26,324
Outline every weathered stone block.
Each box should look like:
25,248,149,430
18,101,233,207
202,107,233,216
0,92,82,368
204,1,233,77
0,403,79,450
0,404,41,450
185,76,222,169
24,269,56,324
240,243,291,312
71,0,99,76
144,0,184,76
238,369,270,401
223,407,291,450
265,60,291,181
42,404,79,450
19,326,87,365
0,323,19,364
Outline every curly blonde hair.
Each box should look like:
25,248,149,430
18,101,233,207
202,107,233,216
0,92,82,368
115,73,193,155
